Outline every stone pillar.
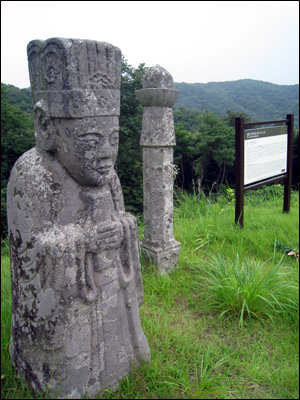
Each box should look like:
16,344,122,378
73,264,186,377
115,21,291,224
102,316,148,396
136,65,181,274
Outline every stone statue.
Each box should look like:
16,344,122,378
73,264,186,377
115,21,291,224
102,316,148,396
7,38,150,399
136,65,181,273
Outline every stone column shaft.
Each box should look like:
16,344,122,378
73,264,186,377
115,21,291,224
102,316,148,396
143,145,174,245
136,66,181,273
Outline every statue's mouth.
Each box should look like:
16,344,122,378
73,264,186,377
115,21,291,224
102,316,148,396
97,165,112,173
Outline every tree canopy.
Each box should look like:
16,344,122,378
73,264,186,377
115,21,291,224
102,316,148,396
174,108,236,193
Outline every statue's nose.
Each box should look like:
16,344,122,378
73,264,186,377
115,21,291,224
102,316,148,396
96,140,113,159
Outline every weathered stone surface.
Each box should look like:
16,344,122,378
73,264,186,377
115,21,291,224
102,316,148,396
143,147,174,244
135,88,180,108
142,241,182,275
142,64,173,88
136,66,181,274
7,38,150,399
140,108,176,146
27,38,121,117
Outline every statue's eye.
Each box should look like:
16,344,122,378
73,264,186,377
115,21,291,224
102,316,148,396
87,138,98,147
79,134,100,146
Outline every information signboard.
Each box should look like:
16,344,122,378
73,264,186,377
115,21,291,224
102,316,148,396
235,114,293,228
244,125,288,185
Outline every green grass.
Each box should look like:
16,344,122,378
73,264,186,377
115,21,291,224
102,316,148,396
1,186,299,399
195,254,299,328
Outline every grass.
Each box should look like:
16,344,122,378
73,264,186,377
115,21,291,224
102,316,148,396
1,185,299,399
195,254,298,328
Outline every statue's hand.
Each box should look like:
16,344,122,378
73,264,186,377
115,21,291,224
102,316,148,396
88,220,123,253
117,212,138,229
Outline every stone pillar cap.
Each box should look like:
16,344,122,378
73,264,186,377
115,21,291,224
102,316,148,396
135,88,180,107
143,65,173,89
136,65,180,107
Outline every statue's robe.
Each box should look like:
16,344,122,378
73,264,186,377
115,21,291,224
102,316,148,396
7,147,150,399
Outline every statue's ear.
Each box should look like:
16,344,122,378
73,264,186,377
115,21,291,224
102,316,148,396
34,100,56,152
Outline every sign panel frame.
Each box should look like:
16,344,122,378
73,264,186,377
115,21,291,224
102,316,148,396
244,125,288,186
235,115,294,228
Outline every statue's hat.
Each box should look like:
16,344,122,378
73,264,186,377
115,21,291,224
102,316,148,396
27,38,121,117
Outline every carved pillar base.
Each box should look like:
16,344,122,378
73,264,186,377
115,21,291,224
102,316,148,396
141,240,181,274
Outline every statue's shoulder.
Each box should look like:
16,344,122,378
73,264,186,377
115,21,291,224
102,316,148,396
10,147,45,178
8,147,58,195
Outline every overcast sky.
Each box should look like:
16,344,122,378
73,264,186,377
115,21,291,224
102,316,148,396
1,1,299,88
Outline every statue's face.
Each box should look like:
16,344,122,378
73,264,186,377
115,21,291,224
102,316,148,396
53,116,119,187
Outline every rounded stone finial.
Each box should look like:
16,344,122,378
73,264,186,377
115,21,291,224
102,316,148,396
143,65,173,89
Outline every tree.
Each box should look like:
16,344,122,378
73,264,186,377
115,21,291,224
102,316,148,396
221,109,252,127
174,123,197,190
116,58,148,213
174,107,235,194
193,111,235,193
1,84,35,238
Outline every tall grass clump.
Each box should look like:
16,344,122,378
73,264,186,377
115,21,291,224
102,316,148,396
195,254,299,328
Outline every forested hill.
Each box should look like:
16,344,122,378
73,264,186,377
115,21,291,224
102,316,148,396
173,79,299,127
3,80,299,127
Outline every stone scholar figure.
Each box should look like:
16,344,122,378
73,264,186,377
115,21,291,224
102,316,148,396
7,38,151,399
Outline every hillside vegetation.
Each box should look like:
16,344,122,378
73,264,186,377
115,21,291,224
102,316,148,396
4,79,298,127
1,75,299,240
174,79,299,127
